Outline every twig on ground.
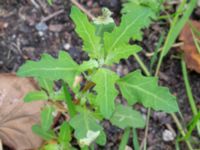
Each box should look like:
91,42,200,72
30,0,40,9
41,9,64,22
140,108,151,150
36,0,49,14
70,0,95,20
145,42,184,57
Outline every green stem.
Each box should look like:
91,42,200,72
181,55,200,135
133,128,140,150
181,55,198,115
143,108,151,150
171,114,193,150
119,128,130,150
134,54,151,76
133,54,151,150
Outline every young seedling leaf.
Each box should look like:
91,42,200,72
78,59,99,72
24,91,48,102
17,51,78,87
70,6,102,59
94,8,116,37
105,44,142,65
122,0,163,17
62,83,76,117
43,144,60,150
110,104,145,129
122,0,162,41
41,106,55,131
117,70,179,113
32,124,55,141
58,122,71,149
37,78,54,93
69,108,106,146
49,88,65,101
103,7,153,53
47,0,53,5
92,68,119,118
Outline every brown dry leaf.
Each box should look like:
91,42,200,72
0,74,45,150
179,20,200,73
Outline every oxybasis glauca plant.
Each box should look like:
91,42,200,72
17,5,179,149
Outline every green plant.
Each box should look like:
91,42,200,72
155,0,197,75
122,0,164,40
17,5,179,149
47,0,53,5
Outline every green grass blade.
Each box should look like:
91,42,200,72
150,32,165,73
155,0,197,75
62,82,76,117
181,55,200,135
133,128,140,150
191,28,200,54
182,111,200,141
119,128,130,150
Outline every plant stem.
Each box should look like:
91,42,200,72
133,128,140,150
142,108,151,150
181,55,200,135
134,54,150,76
134,54,151,150
119,128,130,150
171,113,193,150
134,54,193,150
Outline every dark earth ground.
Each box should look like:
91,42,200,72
0,0,200,149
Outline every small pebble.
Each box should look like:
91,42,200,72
125,145,132,150
38,31,44,37
52,110,58,117
63,43,71,50
35,22,48,31
162,129,175,142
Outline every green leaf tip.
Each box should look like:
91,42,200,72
70,6,102,59
17,51,78,88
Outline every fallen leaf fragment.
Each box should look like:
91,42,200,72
0,74,45,149
179,20,200,73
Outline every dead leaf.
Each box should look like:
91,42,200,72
0,74,45,150
179,20,200,73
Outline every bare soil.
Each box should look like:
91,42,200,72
0,0,199,149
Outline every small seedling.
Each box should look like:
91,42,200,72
17,5,178,149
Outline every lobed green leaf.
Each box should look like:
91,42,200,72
70,108,106,146
117,70,179,113
17,51,78,87
70,6,102,59
103,8,153,54
111,104,145,129
105,44,142,65
24,91,48,102
92,68,119,118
